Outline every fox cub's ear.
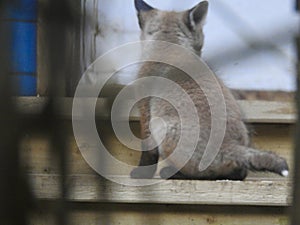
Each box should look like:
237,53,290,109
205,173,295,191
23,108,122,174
135,0,154,12
184,1,208,30
134,0,155,29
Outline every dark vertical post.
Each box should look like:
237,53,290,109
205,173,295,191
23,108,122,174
41,0,80,224
37,0,81,97
65,1,82,97
291,38,300,225
44,0,68,223
0,1,32,224
291,1,300,224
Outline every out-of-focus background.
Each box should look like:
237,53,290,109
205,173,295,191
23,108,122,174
83,0,299,91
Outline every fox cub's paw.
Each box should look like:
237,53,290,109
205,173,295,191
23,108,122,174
130,166,156,179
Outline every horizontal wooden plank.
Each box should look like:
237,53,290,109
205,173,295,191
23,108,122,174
233,90,294,102
20,123,294,179
14,97,296,123
30,204,289,225
29,174,292,206
14,97,113,120
239,101,296,124
18,98,294,208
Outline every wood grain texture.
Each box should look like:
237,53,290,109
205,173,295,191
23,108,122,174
29,174,292,206
14,97,296,123
16,97,294,210
20,123,293,179
30,203,289,225
30,204,289,225
239,100,296,124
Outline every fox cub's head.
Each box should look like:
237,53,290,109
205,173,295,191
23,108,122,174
135,0,208,56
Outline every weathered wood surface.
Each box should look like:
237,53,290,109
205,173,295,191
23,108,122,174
30,204,289,225
17,97,294,210
14,97,296,123
239,100,296,123
233,90,294,102
29,174,292,206
20,123,294,178
23,123,293,206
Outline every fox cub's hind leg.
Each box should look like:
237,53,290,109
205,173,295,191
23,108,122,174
130,141,159,179
159,166,187,179
130,98,159,179
160,163,248,181
214,165,248,180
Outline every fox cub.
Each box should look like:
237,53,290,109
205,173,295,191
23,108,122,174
130,0,289,180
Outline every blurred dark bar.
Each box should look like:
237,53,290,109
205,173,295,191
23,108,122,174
38,0,81,97
0,1,32,224
291,37,300,225
291,2,300,224
0,0,81,224
40,0,80,224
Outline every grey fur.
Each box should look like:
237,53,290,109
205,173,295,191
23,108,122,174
131,1,288,180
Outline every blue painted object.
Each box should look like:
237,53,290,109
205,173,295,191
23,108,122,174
2,0,37,96
2,0,37,21
11,75,37,96
11,22,37,74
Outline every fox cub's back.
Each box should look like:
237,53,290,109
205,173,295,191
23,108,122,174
131,0,289,180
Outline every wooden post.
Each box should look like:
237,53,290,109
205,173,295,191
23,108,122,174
0,1,32,224
41,1,76,224
37,0,82,97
